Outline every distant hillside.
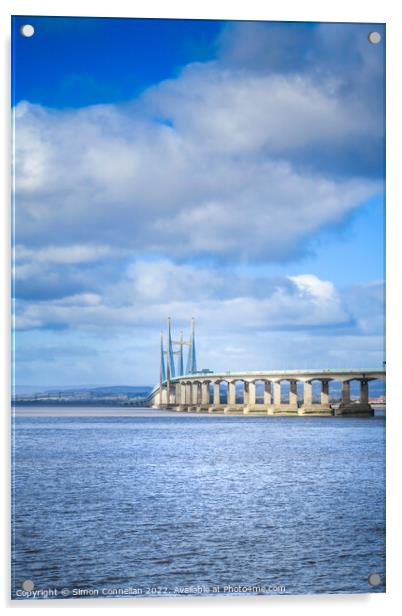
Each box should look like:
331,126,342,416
14,384,152,395
13,385,154,406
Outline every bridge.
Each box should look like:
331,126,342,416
147,319,386,416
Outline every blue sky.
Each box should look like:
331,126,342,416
12,16,222,107
12,17,385,386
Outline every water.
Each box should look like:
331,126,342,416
12,408,385,599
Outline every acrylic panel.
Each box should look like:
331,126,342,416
11,16,386,600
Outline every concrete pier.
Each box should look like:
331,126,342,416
335,379,374,416
299,379,333,416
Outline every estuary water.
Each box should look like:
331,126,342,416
12,408,385,599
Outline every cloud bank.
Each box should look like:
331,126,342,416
13,23,383,262
12,21,385,383
13,254,384,383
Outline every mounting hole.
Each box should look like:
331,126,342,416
22,579,34,591
368,572,381,586
20,24,35,38
368,31,381,44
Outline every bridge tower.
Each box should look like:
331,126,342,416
186,317,197,374
157,317,198,407
177,330,184,376
159,331,166,385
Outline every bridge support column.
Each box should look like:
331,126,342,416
299,380,313,415
172,383,179,408
157,387,164,408
174,383,180,406
185,383,192,409
360,379,369,405
189,382,198,411
269,381,281,415
337,379,373,416
342,381,351,405
165,380,171,408
201,382,210,405
249,382,256,405
176,382,187,411
263,380,273,413
243,381,250,406
228,382,236,405
271,380,297,415
289,381,298,407
321,380,330,406
264,381,271,406
224,381,241,413
304,381,312,406
195,382,198,406
287,380,299,414
274,381,281,405
269,381,281,414
245,381,266,414
209,381,222,413
195,382,209,413
299,380,332,416
214,382,220,405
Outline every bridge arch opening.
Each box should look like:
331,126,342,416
208,382,213,404
254,380,266,405
210,380,229,406
219,381,228,405
233,379,245,404
277,379,300,406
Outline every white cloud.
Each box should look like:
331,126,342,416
13,259,351,332
145,66,378,154
289,274,337,301
41,244,109,264
15,243,112,268
12,257,384,381
13,54,381,262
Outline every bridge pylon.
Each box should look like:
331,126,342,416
157,317,198,408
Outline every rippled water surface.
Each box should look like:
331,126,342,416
12,408,385,599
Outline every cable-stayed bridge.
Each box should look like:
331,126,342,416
148,320,385,416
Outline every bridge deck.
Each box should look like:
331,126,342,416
168,368,385,383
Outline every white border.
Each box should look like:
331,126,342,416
1,1,401,614
0,0,396,22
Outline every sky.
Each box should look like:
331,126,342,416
12,16,385,387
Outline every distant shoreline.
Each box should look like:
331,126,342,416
12,400,386,409
12,401,148,407
12,405,386,418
